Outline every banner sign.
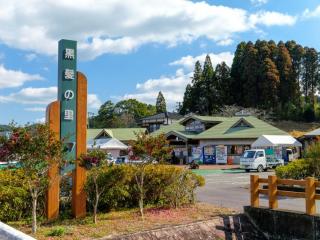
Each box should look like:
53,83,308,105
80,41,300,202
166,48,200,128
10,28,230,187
58,39,77,172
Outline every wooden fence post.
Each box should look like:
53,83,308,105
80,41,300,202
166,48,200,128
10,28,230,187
268,175,278,209
305,177,316,215
251,175,259,207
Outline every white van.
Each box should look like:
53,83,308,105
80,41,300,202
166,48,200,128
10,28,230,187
240,149,284,172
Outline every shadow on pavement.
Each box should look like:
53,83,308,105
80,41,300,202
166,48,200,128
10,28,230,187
216,214,267,240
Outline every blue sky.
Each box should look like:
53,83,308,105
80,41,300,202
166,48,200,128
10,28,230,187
0,0,319,124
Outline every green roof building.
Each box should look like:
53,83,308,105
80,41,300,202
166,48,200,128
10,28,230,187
152,115,288,164
87,128,146,144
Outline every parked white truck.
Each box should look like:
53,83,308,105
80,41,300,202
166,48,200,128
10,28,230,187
240,149,284,172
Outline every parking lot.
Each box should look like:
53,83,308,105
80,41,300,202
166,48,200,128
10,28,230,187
195,169,311,213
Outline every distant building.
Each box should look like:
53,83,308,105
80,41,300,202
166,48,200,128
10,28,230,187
300,128,320,149
87,128,146,158
140,112,182,133
152,115,289,164
87,128,146,145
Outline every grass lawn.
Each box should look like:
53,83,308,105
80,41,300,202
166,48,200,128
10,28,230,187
9,203,237,240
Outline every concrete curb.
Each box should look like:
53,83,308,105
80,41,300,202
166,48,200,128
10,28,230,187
0,221,35,240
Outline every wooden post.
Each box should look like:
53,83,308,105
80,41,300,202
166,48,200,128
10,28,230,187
250,175,259,207
268,175,278,209
72,72,87,218
305,177,316,215
46,101,60,220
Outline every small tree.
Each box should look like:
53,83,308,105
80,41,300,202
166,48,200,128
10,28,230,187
156,91,167,113
129,133,171,219
0,124,64,233
79,149,108,224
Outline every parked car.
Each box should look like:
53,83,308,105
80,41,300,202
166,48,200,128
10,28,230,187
115,156,129,164
240,149,284,172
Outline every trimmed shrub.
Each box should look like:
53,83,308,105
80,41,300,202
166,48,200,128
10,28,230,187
276,142,320,180
275,159,311,180
0,169,31,221
85,164,205,211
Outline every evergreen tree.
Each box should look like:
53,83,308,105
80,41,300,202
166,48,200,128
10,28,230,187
276,42,294,106
242,42,259,107
190,60,203,113
180,84,193,115
156,91,167,113
260,58,280,109
215,62,231,105
230,42,246,104
201,55,216,114
285,40,304,106
302,47,319,106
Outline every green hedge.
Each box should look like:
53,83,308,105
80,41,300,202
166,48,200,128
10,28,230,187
275,159,311,180
276,143,320,180
85,164,205,211
0,169,31,221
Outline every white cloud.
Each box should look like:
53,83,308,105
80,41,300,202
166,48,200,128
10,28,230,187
25,53,37,62
0,86,101,110
216,39,234,46
87,94,102,110
0,87,57,104
302,5,320,19
118,51,235,109
116,68,192,110
0,0,297,60
249,11,297,27
24,107,46,112
35,117,46,123
170,52,234,71
250,0,268,6
0,65,43,89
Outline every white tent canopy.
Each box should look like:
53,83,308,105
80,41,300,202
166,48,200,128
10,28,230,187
251,135,302,148
87,138,128,150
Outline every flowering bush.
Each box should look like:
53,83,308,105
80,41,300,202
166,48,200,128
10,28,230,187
79,149,106,169
0,124,64,233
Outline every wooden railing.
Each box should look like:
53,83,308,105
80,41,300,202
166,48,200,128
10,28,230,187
250,175,320,215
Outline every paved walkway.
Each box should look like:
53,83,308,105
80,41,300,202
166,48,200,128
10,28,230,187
196,170,307,212
101,215,265,240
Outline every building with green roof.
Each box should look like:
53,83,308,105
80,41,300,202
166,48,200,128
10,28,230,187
87,128,146,144
152,115,289,164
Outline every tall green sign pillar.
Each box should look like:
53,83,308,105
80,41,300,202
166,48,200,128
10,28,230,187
46,39,87,220
58,39,77,168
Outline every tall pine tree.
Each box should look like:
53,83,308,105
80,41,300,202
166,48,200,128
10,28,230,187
201,55,217,115
215,62,231,105
156,91,167,113
242,42,259,107
230,42,246,104
276,42,294,106
260,58,280,109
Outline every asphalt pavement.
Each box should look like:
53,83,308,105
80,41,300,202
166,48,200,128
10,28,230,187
195,169,311,213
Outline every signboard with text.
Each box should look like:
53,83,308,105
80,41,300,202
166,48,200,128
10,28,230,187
58,39,77,172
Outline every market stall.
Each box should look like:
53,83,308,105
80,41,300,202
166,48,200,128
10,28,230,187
251,135,302,162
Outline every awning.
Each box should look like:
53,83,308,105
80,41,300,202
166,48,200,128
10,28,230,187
87,138,128,150
304,128,320,137
251,135,302,148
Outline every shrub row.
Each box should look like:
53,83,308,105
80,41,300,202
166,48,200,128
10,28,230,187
275,159,312,180
0,164,204,221
0,169,31,221
275,142,320,180
85,164,205,212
